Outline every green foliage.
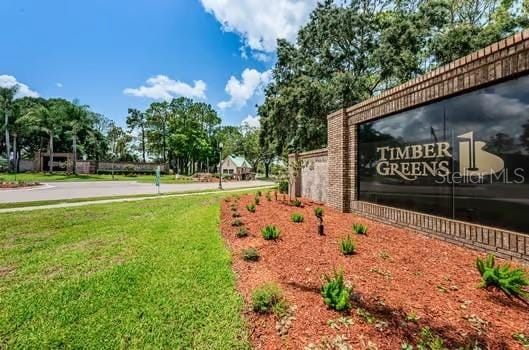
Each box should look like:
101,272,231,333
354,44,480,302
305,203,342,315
256,191,262,197
352,223,368,235
266,192,272,201
321,269,352,311
314,207,324,222
251,283,287,315
416,327,447,350
476,254,529,301
292,199,302,207
291,213,304,223
261,225,281,240
278,181,288,194
339,236,356,255
231,212,241,218
513,332,529,346
405,310,421,323
231,219,243,227
246,203,256,213
254,196,260,205
241,247,260,262
236,228,249,238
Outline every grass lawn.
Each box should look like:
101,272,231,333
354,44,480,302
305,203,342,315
0,193,250,349
0,172,194,184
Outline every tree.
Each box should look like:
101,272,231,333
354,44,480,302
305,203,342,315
126,108,147,162
64,100,91,174
0,86,18,171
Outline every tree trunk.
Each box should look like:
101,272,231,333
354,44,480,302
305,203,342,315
4,108,11,172
12,133,17,173
72,135,77,175
265,162,270,178
141,126,146,163
49,132,54,174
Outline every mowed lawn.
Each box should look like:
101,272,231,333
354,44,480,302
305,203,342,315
0,194,249,349
0,172,194,184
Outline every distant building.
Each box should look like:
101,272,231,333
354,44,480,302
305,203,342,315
221,155,253,180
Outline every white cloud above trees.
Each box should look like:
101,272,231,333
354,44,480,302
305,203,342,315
0,75,39,98
200,0,319,52
124,75,207,100
241,115,260,128
218,68,271,110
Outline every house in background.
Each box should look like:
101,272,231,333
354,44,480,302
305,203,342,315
221,155,253,180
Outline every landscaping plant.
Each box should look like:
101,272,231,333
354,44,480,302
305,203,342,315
246,203,256,213
266,192,272,201
257,190,262,197
254,195,260,205
321,269,352,311
252,283,287,315
232,212,241,218
353,223,368,235
231,219,243,227
292,198,302,207
241,247,260,261
262,225,281,240
339,236,356,255
291,213,304,223
476,253,529,302
236,228,249,238
314,207,324,235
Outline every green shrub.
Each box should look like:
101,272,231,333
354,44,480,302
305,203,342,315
262,225,281,240
417,327,447,350
292,198,302,207
236,228,249,238
246,203,256,213
339,236,356,255
241,247,260,261
476,254,529,301
513,332,529,346
352,223,368,235
232,212,241,218
231,219,243,227
254,196,260,205
278,181,288,194
314,207,324,222
321,269,352,311
256,190,262,197
266,192,272,201
252,283,287,314
291,213,304,223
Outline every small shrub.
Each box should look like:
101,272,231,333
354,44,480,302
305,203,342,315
232,212,241,218
321,269,352,311
278,181,288,194
339,236,356,255
254,196,260,205
314,207,324,222
405,310,421,323
292,198,302,207
476,253,529,302
256,190,262,197
224,197,232,203
252,283,287,315
352,223,368,235
291,213,304,223
513,332,529,346
236,227,249,238
241,247,260,261
231,219,243,227
417,327,447,350
266,192,272,201
262,225,281,240
246,203,256,213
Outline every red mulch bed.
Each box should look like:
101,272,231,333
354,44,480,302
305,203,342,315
0,181,40,189
220,194,529,350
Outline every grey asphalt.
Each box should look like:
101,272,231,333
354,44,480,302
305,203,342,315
0,180,274,204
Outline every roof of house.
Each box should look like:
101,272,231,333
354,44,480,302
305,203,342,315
225,155,251,168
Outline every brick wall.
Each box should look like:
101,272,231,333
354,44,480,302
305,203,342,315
310,30,529,263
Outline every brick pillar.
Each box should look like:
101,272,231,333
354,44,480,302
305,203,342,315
349,123,358,203
327,108,351,212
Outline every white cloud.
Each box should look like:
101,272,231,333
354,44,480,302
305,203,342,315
56,82,63,88
124,75,207,100
0,75,39,98
200,0,319,52
218,68,271,110
252,52,272,63
241,115,260,128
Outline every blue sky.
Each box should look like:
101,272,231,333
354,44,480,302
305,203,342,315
0,0,319,128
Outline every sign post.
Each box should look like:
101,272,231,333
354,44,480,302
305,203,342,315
155,166,161,195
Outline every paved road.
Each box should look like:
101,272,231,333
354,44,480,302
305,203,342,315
0,180,274,204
